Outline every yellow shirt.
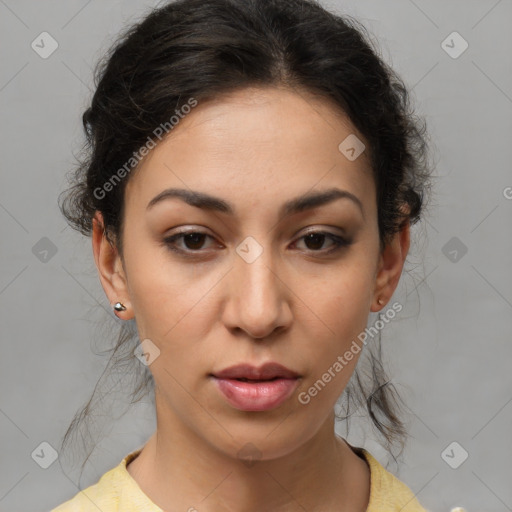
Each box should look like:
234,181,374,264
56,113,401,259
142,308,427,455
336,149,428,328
51,446,427,511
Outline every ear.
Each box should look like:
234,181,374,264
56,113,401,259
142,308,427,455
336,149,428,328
370,216,410,312
92,211,134,319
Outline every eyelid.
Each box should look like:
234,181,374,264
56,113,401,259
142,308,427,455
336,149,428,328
298,225,347,237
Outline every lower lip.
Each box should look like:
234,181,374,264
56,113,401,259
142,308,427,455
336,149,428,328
212,377,300,411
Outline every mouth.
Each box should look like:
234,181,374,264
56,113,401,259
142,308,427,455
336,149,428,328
231,376,280,382
210,362,301,411
211,362,300,380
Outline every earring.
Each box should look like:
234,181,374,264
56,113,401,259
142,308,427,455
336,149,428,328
377,297,384,306
113,302,127,312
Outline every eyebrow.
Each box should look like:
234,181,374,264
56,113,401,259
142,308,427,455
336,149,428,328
146,186,364,219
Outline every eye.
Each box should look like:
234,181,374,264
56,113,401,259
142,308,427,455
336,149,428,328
163,230,218,254
294,230,350,254
162,229,351,256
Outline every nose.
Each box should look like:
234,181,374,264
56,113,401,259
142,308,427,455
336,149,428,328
221,242,292,340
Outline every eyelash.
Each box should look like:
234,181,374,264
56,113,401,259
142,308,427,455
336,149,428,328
162,229,351,257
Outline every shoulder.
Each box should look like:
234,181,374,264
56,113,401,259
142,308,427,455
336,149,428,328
358,448,429,512
50,465,119,512
50,448,161,512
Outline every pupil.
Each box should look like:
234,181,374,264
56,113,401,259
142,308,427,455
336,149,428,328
185,233,205,250
305,233,324,250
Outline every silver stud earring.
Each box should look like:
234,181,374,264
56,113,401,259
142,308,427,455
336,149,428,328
377,298,384,306
113,302,127,312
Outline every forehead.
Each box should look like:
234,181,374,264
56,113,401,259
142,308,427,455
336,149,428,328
125,86,375,218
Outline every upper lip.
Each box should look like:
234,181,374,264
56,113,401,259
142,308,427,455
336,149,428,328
212,362,300,380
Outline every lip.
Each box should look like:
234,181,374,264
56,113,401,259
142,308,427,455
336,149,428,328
211,362,301,411
212,362,300,380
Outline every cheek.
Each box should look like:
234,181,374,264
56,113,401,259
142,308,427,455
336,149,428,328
295,267,374,402
123,230,214,337
123,249,231,405
308,261,374,341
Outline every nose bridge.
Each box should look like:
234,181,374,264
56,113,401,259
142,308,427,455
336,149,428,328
227,234,287,338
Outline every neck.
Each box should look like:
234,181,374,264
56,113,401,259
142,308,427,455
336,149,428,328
127,408,370,512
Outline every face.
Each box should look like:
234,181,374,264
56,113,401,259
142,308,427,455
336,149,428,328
94,86,407,461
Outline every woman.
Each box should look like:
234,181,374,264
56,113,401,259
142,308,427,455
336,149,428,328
52,0,432,510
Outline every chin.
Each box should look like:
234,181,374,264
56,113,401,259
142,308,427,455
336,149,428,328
202,418,321,464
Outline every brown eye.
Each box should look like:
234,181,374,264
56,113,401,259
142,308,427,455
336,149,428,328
181,232,208,250
303,233,327,250
162,229,350,257
163,231,216,254
294,231,350,254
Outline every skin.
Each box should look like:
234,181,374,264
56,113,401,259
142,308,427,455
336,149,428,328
92,86,410,512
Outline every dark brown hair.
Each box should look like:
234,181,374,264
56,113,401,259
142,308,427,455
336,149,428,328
58,0,432,477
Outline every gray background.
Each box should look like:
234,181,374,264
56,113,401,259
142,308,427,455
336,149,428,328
1,0,511,511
